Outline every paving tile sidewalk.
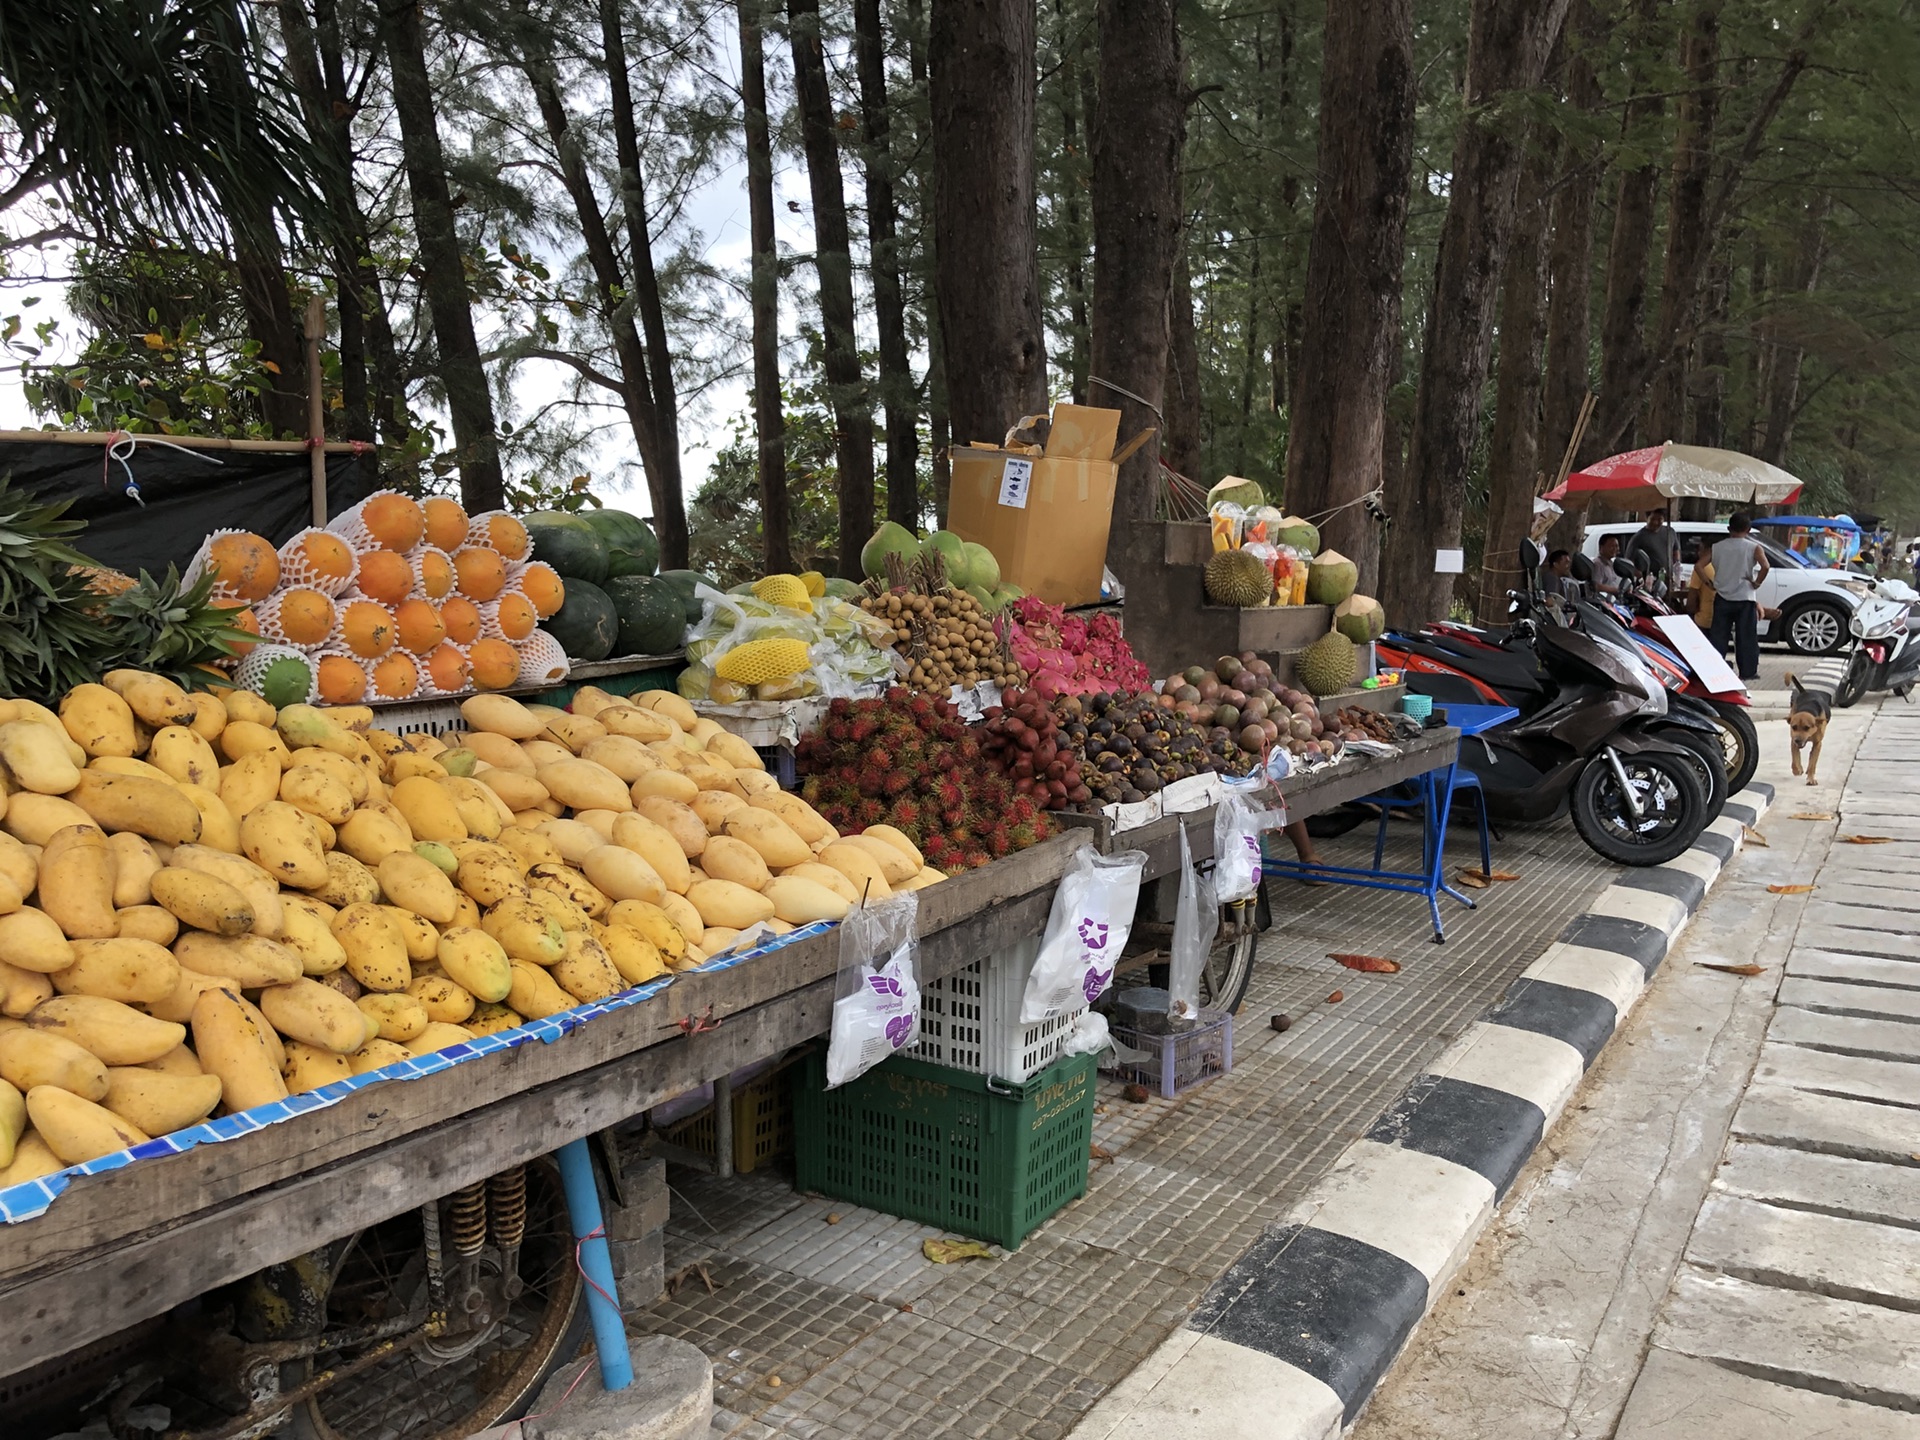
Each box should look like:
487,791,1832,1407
635,808,1624,1439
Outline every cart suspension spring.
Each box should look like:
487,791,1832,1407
488,1166,527,1250
447,1181,488,1257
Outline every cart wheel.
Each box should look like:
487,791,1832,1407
1198,895,1261,1015
294,1157,587,1440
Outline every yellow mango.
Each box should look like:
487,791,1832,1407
465,1001,522,1036
190,985,288,1113
27,1085,149,1163
597,923,667,985
636,691,699,729
530,819,601,866
782,862,860,904
607,899,688,961
507,959,574,1019
0,1026,108,1100
690,790,749,837
287,747,369,803
149,867,255,936
139,1042,202,1076
276,898,347,976
52,938,180,1004
377,851,460,925
116,906,180,946
460,693,546,739
177,783,241,854
39,825,119,940
135,964,227,1025
841,834,919,885
577,735,661,783
687,878,776,930
106,831,162,908
658,891,704,945
457,856,528,909
218,720,291,767
355,991,429,1042
30,994,184,1065
337,806,415,867
0,1076,22,1167
0,834,35,898
3,793,97,847
407,974,475,1023
751,791,835,844
187,692,227,742
762,876,851,925
634,795,706,858
103,670,197,728
607,814,692,895
406,1021,475,1057
147,725,220,788
221,689,277,727
494,826,563,872
168,845,284,938
258,977,369,1053
281,1040,353,1094
817,842,894,900
280,766,355,826
103,1066,221,1135
217,749,284,818
552,929,624,1002
347,1037,411,1074
700,926,740,953
0,720,82,794
733,769,780,799
527,864,611,920
65,771,201,847
0,958,53,1018
725,810,812,869
519,739,574,770
391,775,465,844
699,836,772,891
0,908,69,979
173,931,303,988
542,713,607,754
580,845,666,906
523,885,589,934
60,684,138,759
240,801,329,889
477,898,566,967
632,769,699,806
317,969,361,1001
440,775,507,839
597,705,678,743
436,926,513,1001
0,1131,64,1185
460,731,534,771
702,731,763,771
380,906,440,963
475,767,550,814
332,903,411,991
534,759,631,813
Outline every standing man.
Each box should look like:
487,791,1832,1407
1709,513,1770,682
1626,508,1681,593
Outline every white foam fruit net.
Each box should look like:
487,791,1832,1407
506,561,563,615
184,528,279,604
277,527,358,596
235,644,318,705
367,651,429,703
465,510,530,560
421,642,472,698
517,630,570,688
327,489,419,553
328,600,397,659
406,544,454,599
312,646,372,705
250,589,337,650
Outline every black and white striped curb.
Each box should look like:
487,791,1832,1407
1071,783,1776,1440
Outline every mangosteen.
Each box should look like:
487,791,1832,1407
1209,726,1232,745
1120,788,1145,804
1134,770,1163,793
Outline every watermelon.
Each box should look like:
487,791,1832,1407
524,511,610,585
658,568,719,624
547,579,619,661
605,575,687,656
581,507,659,578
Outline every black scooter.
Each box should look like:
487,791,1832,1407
1450,551,1713,866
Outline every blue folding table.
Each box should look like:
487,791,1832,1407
1262,703,1519,942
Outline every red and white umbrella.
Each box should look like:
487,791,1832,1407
1543,443,1803,510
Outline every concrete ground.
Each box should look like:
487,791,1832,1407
1349,685,1920,1438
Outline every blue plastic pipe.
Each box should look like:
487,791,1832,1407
554,1137,634,1391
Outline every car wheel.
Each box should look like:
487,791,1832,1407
1784,601,1847,655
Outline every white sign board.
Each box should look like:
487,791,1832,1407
1653,614,1745,695
1434,548,1465,574
997,457,1033,509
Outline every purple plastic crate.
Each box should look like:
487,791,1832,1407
1107,1008,1233,1098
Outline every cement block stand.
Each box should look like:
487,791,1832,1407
518,1335,713,1440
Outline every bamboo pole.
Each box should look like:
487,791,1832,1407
304,296,329,525
0,430,360,454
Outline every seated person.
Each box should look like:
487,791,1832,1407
1590,534,1625,594
1539,548,1576,597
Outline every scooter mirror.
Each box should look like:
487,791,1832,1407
1611,556,1639,580
1518,540,1540,581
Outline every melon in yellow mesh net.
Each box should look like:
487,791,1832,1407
422,496,470,553
714,638,810,685
751,574,813,612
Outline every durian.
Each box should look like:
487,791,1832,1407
1295,630,1358,697
1204,548,1273,608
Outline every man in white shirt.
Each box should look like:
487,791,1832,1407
1708,513,1770,682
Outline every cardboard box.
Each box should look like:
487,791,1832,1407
947,404,1148,607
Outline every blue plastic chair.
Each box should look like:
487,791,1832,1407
1368,768,1493,877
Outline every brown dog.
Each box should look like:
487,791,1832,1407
1784,673,1831,785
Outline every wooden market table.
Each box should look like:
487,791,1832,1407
0,732,1457,1380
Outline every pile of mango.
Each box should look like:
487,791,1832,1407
0,674,937,1190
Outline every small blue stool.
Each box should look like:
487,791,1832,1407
1367,767,1492,878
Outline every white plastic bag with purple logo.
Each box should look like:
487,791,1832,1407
826,891,922,1088
1212,782,1287,904
1020,847,1147,1024
1168,824,1219,1021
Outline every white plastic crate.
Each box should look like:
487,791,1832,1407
367,698,465,736
908,938,1084,1083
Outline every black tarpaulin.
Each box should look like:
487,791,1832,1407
1,438,378,576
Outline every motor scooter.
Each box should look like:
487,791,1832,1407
1834,575,1920,706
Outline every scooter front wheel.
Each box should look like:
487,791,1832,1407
1707,701,1759,794
1834,650,1870,708
1570,749,1709,866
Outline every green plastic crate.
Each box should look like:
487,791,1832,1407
793,1049,1097,1250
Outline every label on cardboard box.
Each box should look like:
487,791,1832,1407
998,457,1033,509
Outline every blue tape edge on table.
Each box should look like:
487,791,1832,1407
0,919,838,1225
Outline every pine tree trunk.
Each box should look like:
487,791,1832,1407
930,0,1048,443
902,0,950,522
1645,1,1721,446
1758,193,1829,466
1477,131,1554,621
855,0,921,532
517,6,680,546
1281,0,1415,590
1692,249,1731,449
1051,0,1091,405
1381,0,1569,626
1164,238,1203,482
1539,2,1600,550
601,0,688,567
789,0,877,576
379,0,503,510
737,0,792,573
1088,0,1184,527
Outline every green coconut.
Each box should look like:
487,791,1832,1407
1305,548,1358,607
1272,515,1321,554
860,520,920,580
959,540,1001,592
1208,476,1266,512
1334,594,1386,644
963,583,996,611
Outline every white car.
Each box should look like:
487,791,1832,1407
1581,521,1918,656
